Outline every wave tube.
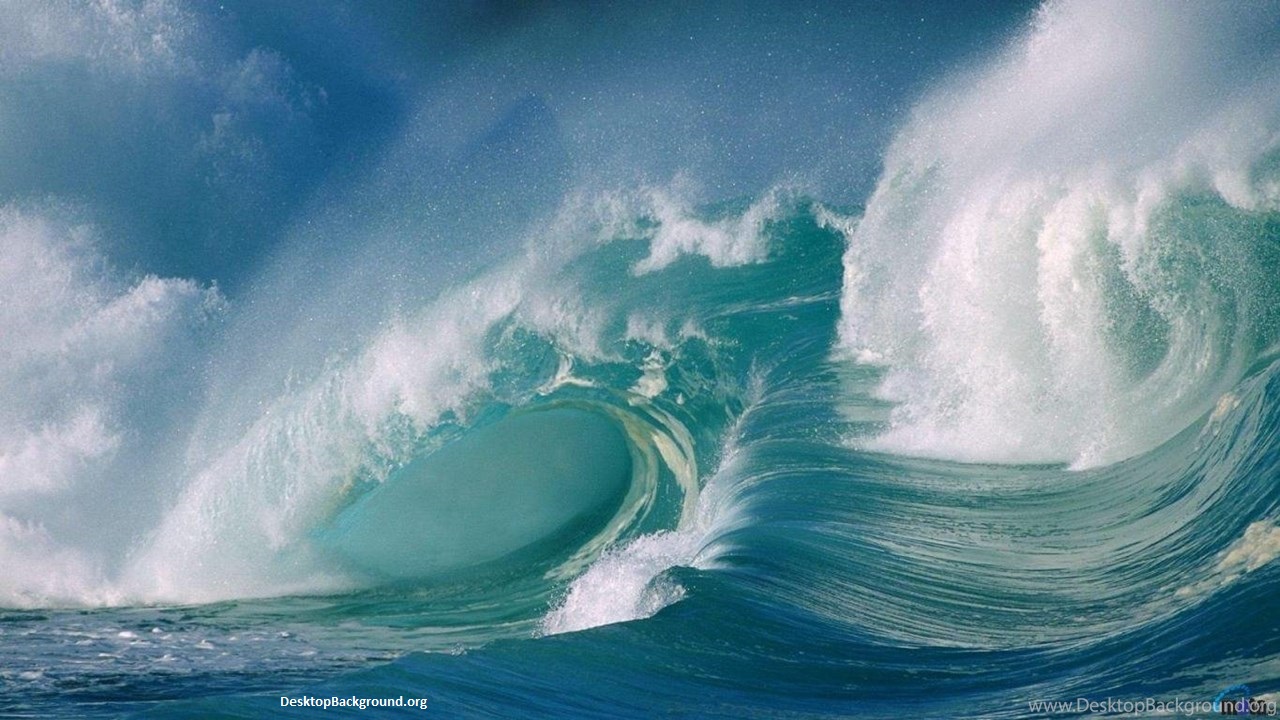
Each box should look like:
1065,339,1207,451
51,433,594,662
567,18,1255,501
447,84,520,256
318,407,632,581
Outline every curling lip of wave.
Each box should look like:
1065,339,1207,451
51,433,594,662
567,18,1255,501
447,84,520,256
0,178,777,610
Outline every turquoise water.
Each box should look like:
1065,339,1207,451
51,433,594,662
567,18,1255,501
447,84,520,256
2,2,1280,718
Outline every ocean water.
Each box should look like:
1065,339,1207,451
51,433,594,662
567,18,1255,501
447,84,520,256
3,1,1280,718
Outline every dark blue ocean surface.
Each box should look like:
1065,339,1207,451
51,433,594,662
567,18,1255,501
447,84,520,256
2,2,1279,718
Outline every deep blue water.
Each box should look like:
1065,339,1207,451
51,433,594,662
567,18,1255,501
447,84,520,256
2,1,1280,718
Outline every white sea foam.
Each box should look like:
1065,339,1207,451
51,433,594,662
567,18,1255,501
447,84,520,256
582,179,785,275
541,374,760,635
540,531,697,635
838,0,1280,467
1177,521,1280,599
0,206,220,607
631,184,782,274
1217,522,1280,574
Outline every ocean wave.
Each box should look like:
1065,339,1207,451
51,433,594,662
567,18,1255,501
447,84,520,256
837,0,1280,467
4,2,1280,718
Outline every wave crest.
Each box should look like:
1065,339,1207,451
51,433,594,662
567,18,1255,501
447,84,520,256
838,0,1280,467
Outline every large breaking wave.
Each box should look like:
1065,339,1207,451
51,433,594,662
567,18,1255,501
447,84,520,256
840,0,1280,467
3,1,1280,718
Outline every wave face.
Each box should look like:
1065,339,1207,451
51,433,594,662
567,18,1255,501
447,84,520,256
3,1,1280,718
